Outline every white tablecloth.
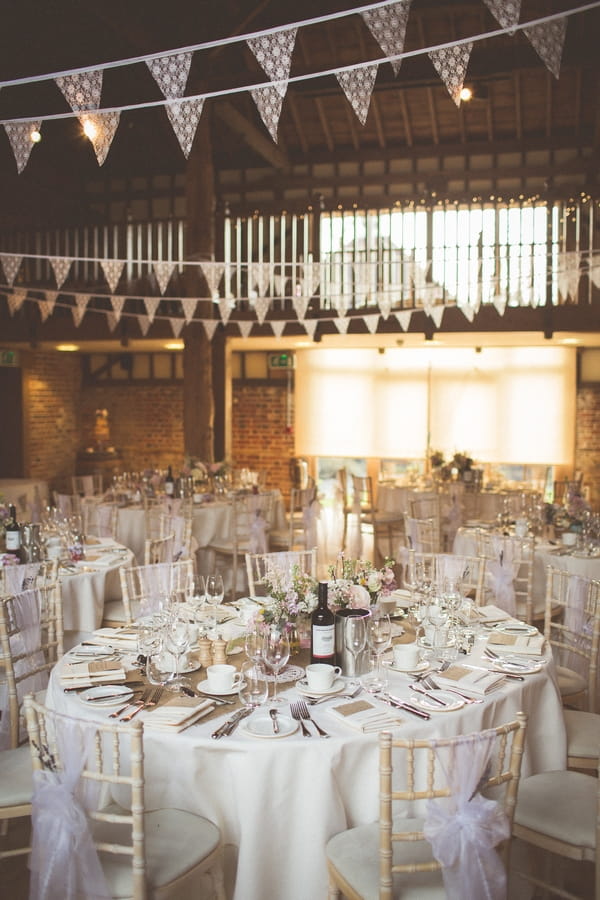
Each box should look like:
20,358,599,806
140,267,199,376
47,637,565,900
59,538,134,641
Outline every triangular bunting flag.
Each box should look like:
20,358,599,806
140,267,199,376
332,294,351,317
254,295,271,325
590,262,600,291
1,254,22,286
199,261,225,296
302,319,318,339
105,310,119,332
395,310,412,331
165,97,205,159
429,42,473,106
144,296,161,323
482,0,521,31
55,70,103,111
247,27,297,98
38,298,55,322
273,273,287,297
335,64,378,125
72,304,86,327
524,17,567,80
557,251,581,301
146,52,193,99
202,319,220,341
364,314,380,334
43,290,58,312
251,262,272,296
169,317,185,338
4,120,42,173
292,295,310,320
218,297,232,324
378,295,393,319
100,259,125,293
49,256,72,288
74,293,90,324
250,85,285,142
361,1,412,76
110,296,126,323
79,110,120,165
430,305,445,328
461,302,476,323
302,262,321,295
271,320,286,338
153,261,175,295
238,320,254,338
7,289,27,315
335,316,350,334
180,298,198,323
138,314,151,336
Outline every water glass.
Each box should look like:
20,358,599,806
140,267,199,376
238,660,269,708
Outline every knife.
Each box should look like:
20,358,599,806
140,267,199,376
381,694,431,720
211,707,252,739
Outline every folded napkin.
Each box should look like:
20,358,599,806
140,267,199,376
487,632,545,656
463,604,512,624
91,627,139,650
434,664,506,697
142,699,215,732
60,658,126,687
328,698,404,733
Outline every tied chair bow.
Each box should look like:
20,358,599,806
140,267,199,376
249,510,268,554
29,717,111,900
423,730,510,900
485,540,518,617
302,497,320,550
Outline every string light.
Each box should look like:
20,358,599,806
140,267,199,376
82,119,97,141
30,128,42,143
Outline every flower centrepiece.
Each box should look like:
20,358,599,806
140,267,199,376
326,554,397,610
257,561,319,632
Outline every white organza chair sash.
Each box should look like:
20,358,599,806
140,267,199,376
563,575,591,677
249,512,268,554
302,498,321,550
484,536,519,616
423,729,509,900
0,588,48,749
138,562,177,616
96,503,115,538
29,717,111,900
2,562,41,595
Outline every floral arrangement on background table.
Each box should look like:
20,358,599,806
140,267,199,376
258,562,319,632
549,483,592,533
327,554,397,609
429,450,475,482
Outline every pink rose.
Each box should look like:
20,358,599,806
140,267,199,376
348,584,371,609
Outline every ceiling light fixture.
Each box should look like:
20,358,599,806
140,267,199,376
164,340,184,350
459,85,474,102
82,119,97,141
30,128,42,143
55,343,79,352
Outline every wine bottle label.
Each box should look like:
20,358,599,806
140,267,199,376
165,482,174,495
5,531,21,550
312,624,335,658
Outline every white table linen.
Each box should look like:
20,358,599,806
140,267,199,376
47,634,565,900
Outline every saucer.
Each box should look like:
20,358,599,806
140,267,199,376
296,677,345,697
79,685,134,707
386,659,429,675
411,690,464,712
493,657,544,675
197,678,245,697
241,714,298,739
496,623,538,637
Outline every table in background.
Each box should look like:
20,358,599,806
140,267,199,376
0,477,48,519
47,641,565,900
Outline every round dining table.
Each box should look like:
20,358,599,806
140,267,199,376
46,628,566,900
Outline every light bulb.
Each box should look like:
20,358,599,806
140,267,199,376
459,86,473,102
30,129,42,143
82,119,97,140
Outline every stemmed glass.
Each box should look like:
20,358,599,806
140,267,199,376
424,592,450,650
365,611,392,692
205,574,224,637
163,605,191,693
244,625,265,665
344,614,368,677
262,626,290,706
188,574,207,636
238,659,269,709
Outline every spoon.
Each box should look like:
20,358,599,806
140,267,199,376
269,708,279,734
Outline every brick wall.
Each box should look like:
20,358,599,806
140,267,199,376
24,350,81,488
575,385,600,508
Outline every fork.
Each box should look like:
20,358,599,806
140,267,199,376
120,686,163,721
110,688,149,719
297,700,330,738
306,683,363,705
290,702,311,737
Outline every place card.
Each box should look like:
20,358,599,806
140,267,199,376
434,664,506,696
487,632,545,656
328,698,404,733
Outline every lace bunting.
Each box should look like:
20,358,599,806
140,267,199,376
4,121,41,173
165,98,205,158
146,52,193,99
429,43,473,106
335,64,378,125
247,28,297,97
361,1,412,75
524,18,567,79
250,85,285,142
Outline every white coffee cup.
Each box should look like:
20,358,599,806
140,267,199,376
206,664,242,693
393,642,421,670
514,518,529,538
305,663,342,691
561,531,577,547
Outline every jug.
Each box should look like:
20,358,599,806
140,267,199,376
21,523,42,563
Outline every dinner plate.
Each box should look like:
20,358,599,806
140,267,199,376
411,690,464,712
78,685,134,707
296,678,346,697
241,714,298,739
493,656,544,674
385,659,429,675
196,679,245,697
496,623,538,636
68,646,117,659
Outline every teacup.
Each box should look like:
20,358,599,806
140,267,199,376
393,641,421,670
305,663,342,691
206,664,242,693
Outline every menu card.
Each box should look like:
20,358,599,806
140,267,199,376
60,658,126,688
434,664,506,697
328,699,404,733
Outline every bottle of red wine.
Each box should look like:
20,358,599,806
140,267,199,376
164,465,175,496
5,504,23,560
311,581,335,664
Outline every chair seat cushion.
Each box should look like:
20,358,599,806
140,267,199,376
564,709,600,760
0,745,33,807
96,807,221,897
514,771,597,849
556,665,587,699
326,816,445,900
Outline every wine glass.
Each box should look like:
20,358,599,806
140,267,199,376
365,611,392,692
188,574,207,636
238,659,269,709
205,573,224,637
163,606,191,693
262,626,290,706
424,592,450,651
344,614,368,677
244,624,265,664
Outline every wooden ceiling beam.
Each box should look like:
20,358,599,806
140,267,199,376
398,90,413,147
545,71,553,140
215,101,289,169
427,87,440,145
315,97,335,153
287,94,309,156
513,71,522,141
